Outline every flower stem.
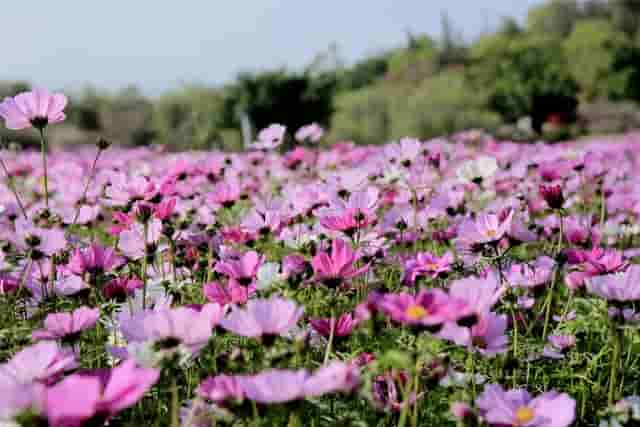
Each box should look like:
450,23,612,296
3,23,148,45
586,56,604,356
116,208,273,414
141,222,149,310
608,319,623,406
37,128,49,209
170,378,179,427
323,312,336,365
0,152,27,219
71,147,103,225
542,267,557,341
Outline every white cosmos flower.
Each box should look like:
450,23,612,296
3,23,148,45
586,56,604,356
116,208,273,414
256,262,282,290
456,156,498,184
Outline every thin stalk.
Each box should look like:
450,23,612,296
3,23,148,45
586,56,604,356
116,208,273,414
541,267,557,341
0,154,27,219
71,147,103,225
141,222,149,310
323,313,336,365
170,378,179,427
608,319,623,406
37,128,49,209
600,185,606,229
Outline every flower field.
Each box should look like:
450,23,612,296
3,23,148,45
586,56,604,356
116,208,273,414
2,89,640,426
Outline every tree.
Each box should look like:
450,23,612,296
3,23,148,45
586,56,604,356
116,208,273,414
526,0,580,38
386,34,439,83
225,70,337,136
563,19,630,101
469,35,579,133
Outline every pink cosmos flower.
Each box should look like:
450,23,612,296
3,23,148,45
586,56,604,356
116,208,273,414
586,265,640,302
302,361,360,397
539,184,565,210
0,341,77,386
459,210,515,245
209,179,242,208
371,371,420,412
239,369,308,403
153,197,176,220
0,382,45,425
68,244,123,276
0,88,67,130
295,123,324,143
215,250,265,286
204,280,254,306
476,384,575,427
32,306,100,342
379,289,455,331
310,313,358,338
14,218,67,256
563,215,601,247
197,375,245,404
507,256,555,289
466,313,509,356
311,238,369,288
565,247,627,289
45,360,159,426
318,187,379,236
221,295,303,339
104,173,158,207
448,271,505,325
119,218,162,260
252,124,286,150
238,362,358,404
402,251,454,285
543,334,576,359
103,277,143,300
241,209,283,237
120,305,221,356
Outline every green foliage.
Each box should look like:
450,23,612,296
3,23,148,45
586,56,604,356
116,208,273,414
526,0,581,38
153,85,228,150
226,70,337,134
331,71,500,144
563,19,630,101
386,35,439,83
337,54,389,91
469,34,579,132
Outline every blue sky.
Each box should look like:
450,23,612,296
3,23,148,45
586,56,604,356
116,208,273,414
3,1,542,95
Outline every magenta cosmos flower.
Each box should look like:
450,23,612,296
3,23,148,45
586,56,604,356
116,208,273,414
0,88,67,130
45,360,159,426
539,184,565,210
310,312,358,338
221,295,303,340
311,238,369,288
476,384,575,427
215,251,265,287
32,306,100,342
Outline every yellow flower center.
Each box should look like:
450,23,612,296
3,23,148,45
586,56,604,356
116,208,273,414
485,229,497,238
405,305,427,320
515,406,535,425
